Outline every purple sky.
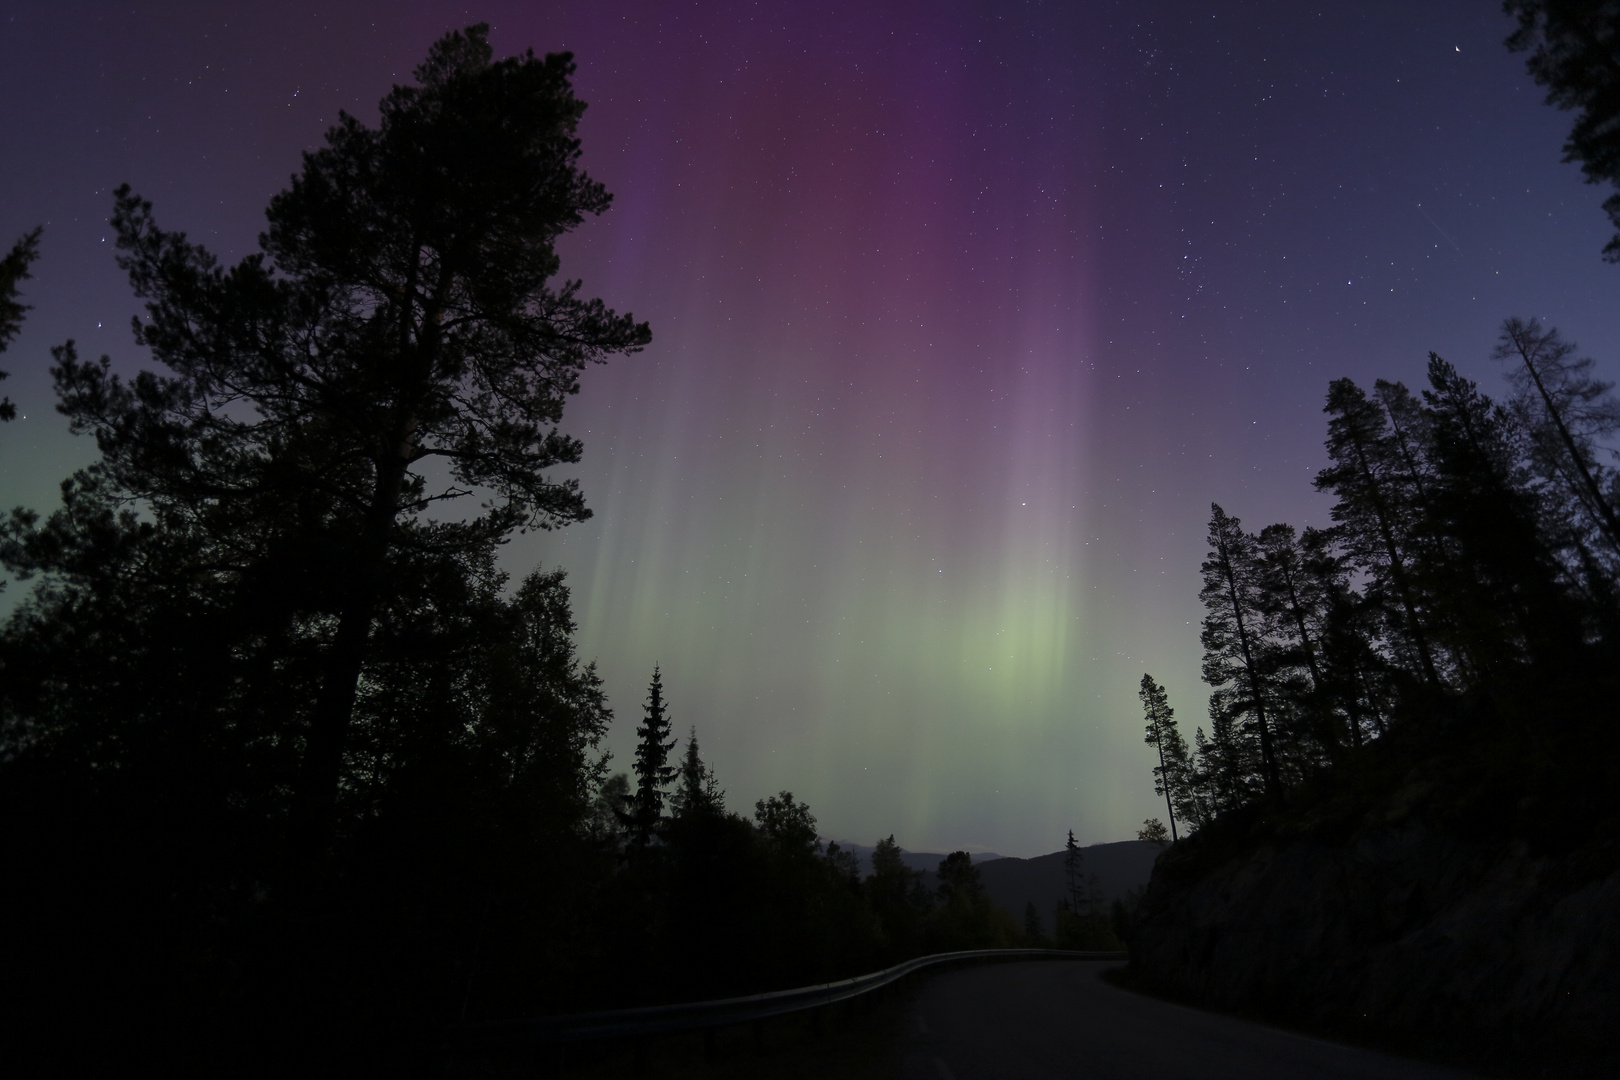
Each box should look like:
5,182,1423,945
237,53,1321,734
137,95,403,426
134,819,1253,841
3,1,1617,855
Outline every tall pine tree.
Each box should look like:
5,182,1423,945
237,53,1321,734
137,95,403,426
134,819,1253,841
1139,673,1190,840
1493,317,1620,559
1200,504,1283,801
3,26,651,856
1317,379,1443,688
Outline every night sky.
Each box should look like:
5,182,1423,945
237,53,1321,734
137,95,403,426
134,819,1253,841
3,1,1618,855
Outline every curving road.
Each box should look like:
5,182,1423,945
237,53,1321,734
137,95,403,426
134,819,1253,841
895,961,1482,1080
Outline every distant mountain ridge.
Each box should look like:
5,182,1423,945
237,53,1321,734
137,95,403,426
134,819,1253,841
828,841,1006,877
829,839,1164,935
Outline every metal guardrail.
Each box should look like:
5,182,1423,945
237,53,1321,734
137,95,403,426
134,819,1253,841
444,948,1127,1051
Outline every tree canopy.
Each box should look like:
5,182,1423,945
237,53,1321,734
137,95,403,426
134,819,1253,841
1506,1,1620,259
1160,319,1620,838
2,25,650,853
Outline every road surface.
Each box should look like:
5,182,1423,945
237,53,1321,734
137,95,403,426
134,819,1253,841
895,961,1482,1080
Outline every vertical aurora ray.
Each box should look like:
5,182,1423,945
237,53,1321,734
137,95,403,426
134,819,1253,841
499,0,1130,852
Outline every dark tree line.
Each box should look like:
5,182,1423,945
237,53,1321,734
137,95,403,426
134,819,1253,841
1141,325,1620,831
591,667,1081,1006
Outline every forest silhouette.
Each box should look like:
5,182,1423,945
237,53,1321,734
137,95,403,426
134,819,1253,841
0,26,1112,1075
1122,3,1620,859
1137,329,1620,847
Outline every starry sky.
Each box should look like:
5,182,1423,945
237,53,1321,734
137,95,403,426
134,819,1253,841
3,1,1618,856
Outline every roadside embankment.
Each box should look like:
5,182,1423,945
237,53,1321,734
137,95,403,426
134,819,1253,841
1126,728,1620,1078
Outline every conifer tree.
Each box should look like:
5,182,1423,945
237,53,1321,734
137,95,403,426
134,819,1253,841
1505,1,1620,259
1200,504,1283,801
1317,379,1442,687
0,227,41,422
1063,829,1086,912
1139,673,1187,841
669,725,723,819
1256,525,1326,692
1493,317,1620,556
1255,522,1347,768
625,666,677,849
1303,529,1388,746
1373,379,1438,517
1420,353,1577,675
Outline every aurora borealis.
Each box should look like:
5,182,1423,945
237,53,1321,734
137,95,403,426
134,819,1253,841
4,1,1619,855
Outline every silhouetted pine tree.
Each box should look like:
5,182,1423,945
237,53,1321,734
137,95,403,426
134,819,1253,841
1419,354,1581,679
0,27,651,859
1200,504,1283,801
1317,379,1444,688
1297,525,1391,747
1139,673,1191,840
1494,318,1620,560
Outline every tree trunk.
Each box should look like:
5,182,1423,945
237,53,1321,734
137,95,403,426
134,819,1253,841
290,447,409,861
1219,535,1282,803
1515,338,1620,553
1349,433,1442,688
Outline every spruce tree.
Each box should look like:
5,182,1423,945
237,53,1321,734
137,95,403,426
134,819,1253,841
669,725,723,819
625,666,677,848
1063,829,1086,912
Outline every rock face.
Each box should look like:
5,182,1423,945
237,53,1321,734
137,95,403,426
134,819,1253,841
1129,814,1620,1076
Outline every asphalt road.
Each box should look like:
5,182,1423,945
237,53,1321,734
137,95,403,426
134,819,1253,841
895,961,1483,1080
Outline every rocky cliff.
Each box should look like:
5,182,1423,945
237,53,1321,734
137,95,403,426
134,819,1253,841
1128,775,1620,1077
